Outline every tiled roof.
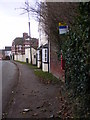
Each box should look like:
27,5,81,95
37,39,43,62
13,37,38,49
13,37,23,45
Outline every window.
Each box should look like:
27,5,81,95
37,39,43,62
19,45,22,50
45,49,47,62
42,48,48,62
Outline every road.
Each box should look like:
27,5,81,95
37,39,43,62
0,61,2,120
2,60,18,115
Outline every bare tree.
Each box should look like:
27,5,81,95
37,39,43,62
20,1,79,49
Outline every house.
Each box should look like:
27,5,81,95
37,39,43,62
11,33,38,64
11,37,25,61
37,26,65,80
0,47,11,60
25,37,38,65
0,49,5,60
5,46,12,59
37,22,49,71
37,44,49,71
37,2,78,81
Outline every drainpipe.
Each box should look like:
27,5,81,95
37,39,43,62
48,38,50,73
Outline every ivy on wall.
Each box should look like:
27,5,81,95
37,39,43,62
62,2,90,118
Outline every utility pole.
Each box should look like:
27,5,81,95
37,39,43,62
15,0,32,64
25,0,32,64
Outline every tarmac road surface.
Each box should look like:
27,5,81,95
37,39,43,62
2,60,18,115
6,61,71,119
0,60,2,120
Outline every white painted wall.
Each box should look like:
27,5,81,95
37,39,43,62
25,48,31,63
5,51,11,56
14,54,25,62
14,47,37,65
37,61,41,68
25,47,37,64
38,22,48,47
14,55,18,61
18,55,22,61
42,63,48,72
22,55,26,62
32,48,37,65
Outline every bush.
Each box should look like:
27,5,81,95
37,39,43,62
62,2,90,118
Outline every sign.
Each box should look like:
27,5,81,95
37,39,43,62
59,22,68,34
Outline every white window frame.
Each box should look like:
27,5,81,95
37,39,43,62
45,49,47,62
42,48,48,63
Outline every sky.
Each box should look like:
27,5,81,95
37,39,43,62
0,0,39,49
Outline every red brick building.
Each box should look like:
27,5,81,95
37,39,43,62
11,33,38,61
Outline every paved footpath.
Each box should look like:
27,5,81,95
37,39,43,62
5,61,71,119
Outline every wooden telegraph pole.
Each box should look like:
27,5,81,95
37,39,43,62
25,0,32,64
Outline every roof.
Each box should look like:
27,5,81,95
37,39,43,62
12,37,38,49
42,44,48,48
13,37,24,45
5,47,11,51
37,43,48,50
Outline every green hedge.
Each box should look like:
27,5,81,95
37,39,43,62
62,2,90,118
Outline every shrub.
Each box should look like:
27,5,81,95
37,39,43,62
62,2,90,118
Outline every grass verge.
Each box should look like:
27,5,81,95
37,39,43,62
15,60,60,84
15,60,38,69
34,70,60,84
15,60,26,64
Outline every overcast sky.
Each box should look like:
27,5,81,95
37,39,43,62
0,0,39,49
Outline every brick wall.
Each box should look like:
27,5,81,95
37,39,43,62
50,53,65,82
50,42,65,82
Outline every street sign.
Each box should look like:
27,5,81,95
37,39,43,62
59,22,68,34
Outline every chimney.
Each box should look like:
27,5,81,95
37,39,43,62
23,33,28,40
